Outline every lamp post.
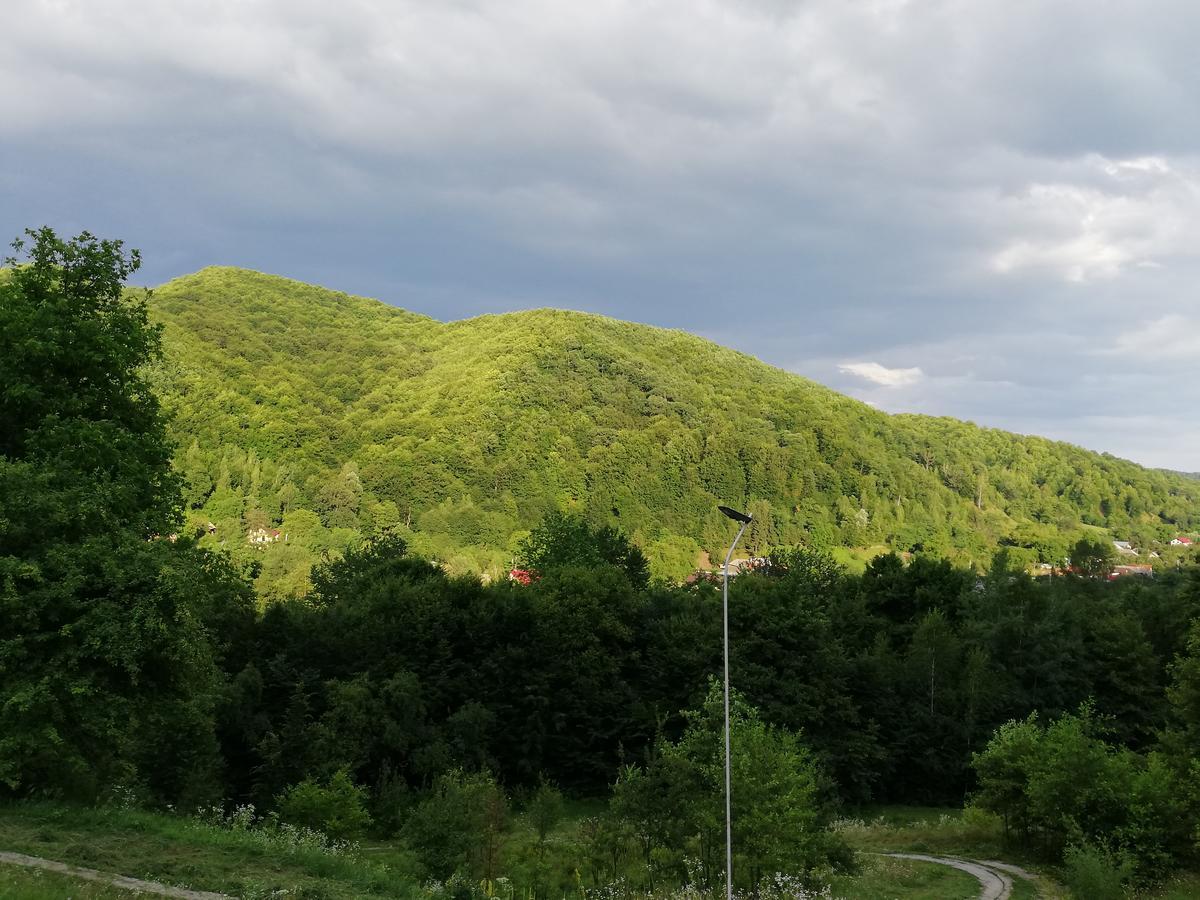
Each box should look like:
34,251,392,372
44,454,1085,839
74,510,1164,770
717,504,752,900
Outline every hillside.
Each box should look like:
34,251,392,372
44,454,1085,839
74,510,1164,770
148,266,1200,597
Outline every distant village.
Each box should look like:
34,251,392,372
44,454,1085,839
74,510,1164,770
1041,535,1196,581
168,520,1198,586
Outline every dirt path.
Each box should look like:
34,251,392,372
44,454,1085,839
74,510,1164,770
883,852,1012,900
0,851,233,899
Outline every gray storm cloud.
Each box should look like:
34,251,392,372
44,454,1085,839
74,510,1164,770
2,0,1198,468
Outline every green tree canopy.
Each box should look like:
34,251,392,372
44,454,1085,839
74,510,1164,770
0,228,241,802
518,511,649,589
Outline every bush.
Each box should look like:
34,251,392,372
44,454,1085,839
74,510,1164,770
275,769,372,840
1062,842,1133,900
973,706,1192,880
402,769,508,880
526,780,565,847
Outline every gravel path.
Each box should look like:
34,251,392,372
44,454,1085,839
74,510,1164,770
0,851,233,899
883,852,1012,900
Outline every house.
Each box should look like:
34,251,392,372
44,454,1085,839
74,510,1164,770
247,527,282,545
720,556,771,577
1109,565,1153,580
1170,536,1194,547
508,568,534,586
1113,540,1139,556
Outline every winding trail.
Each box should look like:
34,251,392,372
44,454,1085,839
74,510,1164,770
0,851,232,899
883,852,1013,900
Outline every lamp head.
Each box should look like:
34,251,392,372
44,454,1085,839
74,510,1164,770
718,505,753,524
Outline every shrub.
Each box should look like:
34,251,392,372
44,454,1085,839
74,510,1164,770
1062,842,1133,900
973,706,1199,882
526,780,565,847
402,769,508,880
276,769,372,840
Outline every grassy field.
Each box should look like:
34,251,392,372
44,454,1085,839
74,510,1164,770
0,864,145,899
0,802,421,899
828,854,978,899
834,806,1061,898
16,800,1200,899
835,805,1010,858
1152,872,1200,899
0,800,1015,900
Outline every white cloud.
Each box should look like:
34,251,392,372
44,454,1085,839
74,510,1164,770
1109,315,1200,360
838,361,924,387
4,0,1200,467
987,155,1200,283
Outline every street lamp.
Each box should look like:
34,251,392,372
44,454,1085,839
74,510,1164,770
717,504,752,900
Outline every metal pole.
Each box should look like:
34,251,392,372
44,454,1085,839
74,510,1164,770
723,516,750,900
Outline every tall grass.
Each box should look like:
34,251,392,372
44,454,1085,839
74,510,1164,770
0,801,421,899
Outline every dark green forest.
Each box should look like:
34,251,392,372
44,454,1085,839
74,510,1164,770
149,266,1200,599
4,230,1200,897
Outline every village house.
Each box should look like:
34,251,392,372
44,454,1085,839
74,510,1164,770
1113,540,1139,556
1109,564,1153,580
1170,536,1194,547
247,527,283,546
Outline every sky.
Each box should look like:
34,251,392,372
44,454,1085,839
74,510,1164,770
3,0,1199,470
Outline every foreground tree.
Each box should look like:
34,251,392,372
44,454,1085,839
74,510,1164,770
0,228,240,802
612,681,848,892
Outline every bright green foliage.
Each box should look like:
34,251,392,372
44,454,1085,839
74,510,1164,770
0,229,247,803
612,681,846,891
275,769,372,840
146,267,1200,595
972,705,1194,881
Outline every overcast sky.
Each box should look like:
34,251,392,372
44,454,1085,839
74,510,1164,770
4,1,1199,469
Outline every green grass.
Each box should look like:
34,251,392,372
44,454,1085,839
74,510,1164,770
827,546,891,576
828,854,978,899
833,806,1067,898
1149,872,1200,898
835,805,1008,858
0,802,421,899
0,799,1102,899
835,806,1200,898
0,863,145,899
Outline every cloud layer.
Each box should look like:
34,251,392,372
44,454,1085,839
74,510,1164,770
3,0,1198,468
838,363,924,388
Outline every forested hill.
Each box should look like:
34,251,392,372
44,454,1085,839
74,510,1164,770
150,266,1200,597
